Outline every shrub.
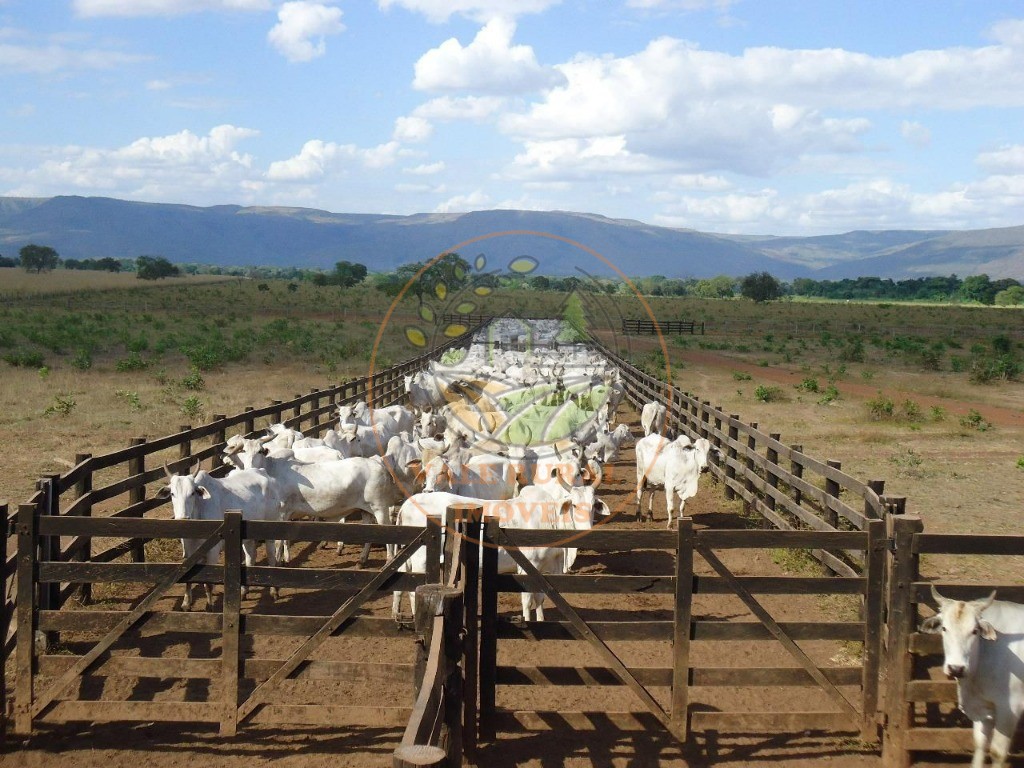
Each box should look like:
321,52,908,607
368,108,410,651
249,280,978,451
867,393,895,420
889,445,925,478
930,406,946,422
71,349,92,370
754,384,784,402
795,377,819,393
900,399,923,422
181,368,205,391
960,409,992,432
181,396,204,420
732,371,752,381
43,394,76,417
818,384,840,405
3,349,45,368
115,389,143,411
115,352,149,372
1016,456,1024,470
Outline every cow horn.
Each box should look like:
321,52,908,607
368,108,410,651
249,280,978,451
163,462,174,480
930,584,949,607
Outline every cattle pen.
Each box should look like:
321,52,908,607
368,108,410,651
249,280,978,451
2,316,1021,768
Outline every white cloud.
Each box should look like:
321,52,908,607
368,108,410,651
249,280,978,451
4,125,260,200
669,173,731,191
268,2,345,62
413,95,506,121
413,18,561,93
626,0,736,10
0,39,149,74
900,120,931,148
7,103,36,118
977,144,1024,174
434,189,491,212
378,0,560,24
267,139,402,181
393,115,434,143
73,0,272,17
404,161,446,175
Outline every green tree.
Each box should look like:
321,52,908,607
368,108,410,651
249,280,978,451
694,275,736,298
995,285,1024,306
19,244,61,273
959,274,996,305
740,272,782,303
333,260,368,288
136,255,180,280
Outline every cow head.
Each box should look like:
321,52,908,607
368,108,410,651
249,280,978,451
157,467,211,520
421,456,453,493
919,586,997,679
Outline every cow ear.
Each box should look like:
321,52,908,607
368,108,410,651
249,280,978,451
919,615,943,634
196,486,212,499
979,620,997,641
156,485,172,499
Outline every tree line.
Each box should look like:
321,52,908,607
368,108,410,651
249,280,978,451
3,242,1021,305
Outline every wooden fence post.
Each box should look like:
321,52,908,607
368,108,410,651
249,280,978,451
824,460,842,530
789,445,804,506
671,518,694,738
881,514,923,768
766,434,780,514
461,511,482,759
309,388,321,434
862,518,886,743
478,516,499,742
211,415,227,472
220,510,242,737
725,416,739,501
74,453,93,604
699,401,711,439
128,438,147,562
0,502,7,742
744,423,757,512
14,502,38,735
292,395,302,425
866,479,886,521
243,407,255,436
425,514,442,586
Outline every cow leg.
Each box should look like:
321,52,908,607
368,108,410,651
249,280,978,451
265,539,279,601
971,718,992,768
358,542,372,567
391,590,403,621
665,487,675,529
521,592,531,622
989,709,1018,768
241,540,258,600
535,600,545,622
182,582,194,611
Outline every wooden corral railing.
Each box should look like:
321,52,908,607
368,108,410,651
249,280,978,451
13,510,442,735
474,517,886,743
393,505,481,768
621,319,704,335
1,322,485,729
881,516,1024,768
587,334,898,576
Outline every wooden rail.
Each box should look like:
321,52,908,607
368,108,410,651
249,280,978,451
621,319,704,335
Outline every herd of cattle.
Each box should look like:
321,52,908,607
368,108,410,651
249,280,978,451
156,318,1024,766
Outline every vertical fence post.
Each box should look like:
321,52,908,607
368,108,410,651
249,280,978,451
243,407,255,436
478,516,499,742
271,400,283,426
41,475,63,624
766,434,780,514
866,480,886,521
309,388,321,434
211,416,227,472
881,514,922,768
724,416,739,501
699,401,711,440
14,502,39,735
789,445,804,506
425,514,442,586
292,395,302,425
744,423,757,512
862,518,886,743
461,510,482,759
671,517,694,738
824,460,842,530
128,438,147,562
0,502,8,742
220,510,242,737
74,453,93,605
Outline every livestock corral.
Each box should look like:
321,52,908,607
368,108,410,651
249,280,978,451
2,316,1023,768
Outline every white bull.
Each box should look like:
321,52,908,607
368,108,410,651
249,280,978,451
635,434,715,526
920,587,1024,768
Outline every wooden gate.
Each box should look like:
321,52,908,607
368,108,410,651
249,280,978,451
14,509,440,735
473,516,886,746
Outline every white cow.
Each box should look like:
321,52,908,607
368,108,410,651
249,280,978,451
391,484,609,621
640,401,669,436
920,587,1024,768
158,467,284,611
585,424,634,463
635,433,715,526
323,423,393,458
420,454,517,500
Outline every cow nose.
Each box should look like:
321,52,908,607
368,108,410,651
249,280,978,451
946,665,965,679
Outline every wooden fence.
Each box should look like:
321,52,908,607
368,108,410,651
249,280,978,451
621,319,704,335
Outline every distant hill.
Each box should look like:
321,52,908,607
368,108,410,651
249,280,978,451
0,195,1021,280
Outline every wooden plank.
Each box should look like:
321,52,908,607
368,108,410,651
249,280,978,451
905,680,957,703
249,704,412,727
499,528,676,550
235,528,428,724
493,709,664,732
495,665,863,687
690,711,860,733
914,534,1024,555
39,610,411,637
494,619,864,642
30,525,225,720
478,517,499,742
903,727,974,752
697,529,867,549
495,573,865,595
14,503,38,735
220,511,241,736
861,519,886,742
40,701,219,724
695,542,860,721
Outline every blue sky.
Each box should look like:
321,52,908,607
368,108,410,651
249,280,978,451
2,0,1024,235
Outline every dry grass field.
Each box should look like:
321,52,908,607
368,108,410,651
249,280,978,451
1,273,1022,587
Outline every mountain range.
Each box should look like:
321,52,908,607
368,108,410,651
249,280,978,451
1,195,1022,280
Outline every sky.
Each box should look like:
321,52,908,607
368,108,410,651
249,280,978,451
2,0,1024,236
